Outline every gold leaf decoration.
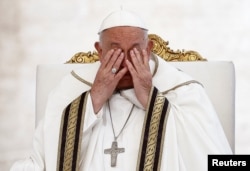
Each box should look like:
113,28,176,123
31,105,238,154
66,34,206,64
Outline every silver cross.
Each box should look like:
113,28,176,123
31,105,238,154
104,141,125,167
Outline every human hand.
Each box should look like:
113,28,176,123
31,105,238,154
126,48,152,108
90,49,128,113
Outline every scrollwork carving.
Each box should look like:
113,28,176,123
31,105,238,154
148,34,206,61
66,34,206,64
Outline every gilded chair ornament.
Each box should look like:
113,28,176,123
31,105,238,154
66,34,206,64
66,51,99,63
148,34,206,61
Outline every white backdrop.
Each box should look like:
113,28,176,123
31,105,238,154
0,0,250,170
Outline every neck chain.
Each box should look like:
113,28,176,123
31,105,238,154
107,100,135,141
104,100,135,167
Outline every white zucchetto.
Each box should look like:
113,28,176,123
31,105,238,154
98,9,148,34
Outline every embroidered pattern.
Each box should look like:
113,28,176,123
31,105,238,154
57,92,87,171
138,87,169,171
57,88,170,171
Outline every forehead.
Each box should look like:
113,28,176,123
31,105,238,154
101,26,146,44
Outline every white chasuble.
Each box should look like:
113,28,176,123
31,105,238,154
10,55,232,171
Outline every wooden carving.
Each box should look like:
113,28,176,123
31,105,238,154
66,34,206,64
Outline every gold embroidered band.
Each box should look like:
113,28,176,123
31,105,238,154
57,87,170,171
137,87,170,171
57,92,88,171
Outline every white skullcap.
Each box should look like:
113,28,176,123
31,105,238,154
98,9,148,34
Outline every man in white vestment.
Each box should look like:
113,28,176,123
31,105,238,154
11,9,232,171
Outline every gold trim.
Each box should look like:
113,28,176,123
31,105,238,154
137,87,154,171
76,92,89,170
162,80,203,95
137,88,170,171
158,105,170,171
144,94,166,171
66,34,206,64
71,70,93,87
57,95,82,171
57,92,89,171
66,51,99,63
64,98,80,170
57,105,66,171
148,34,206,62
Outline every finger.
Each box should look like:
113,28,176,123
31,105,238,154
134,48,150,70
142,49,150,67
130,48,145,72
114,66,128,80
106,49,122,71
130,49,139,70
126,59,137,77
112,52,124,73
133,48,143,64
101,49,115,68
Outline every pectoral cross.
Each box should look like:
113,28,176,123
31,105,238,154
104,141,125,167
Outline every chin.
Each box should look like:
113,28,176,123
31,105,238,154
116,78,134,90
116,85,134,90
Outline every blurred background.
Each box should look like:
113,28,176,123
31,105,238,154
0,0,249,170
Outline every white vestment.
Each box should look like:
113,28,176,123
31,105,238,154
11,55,232,171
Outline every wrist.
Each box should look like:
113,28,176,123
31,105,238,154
90,90,104,114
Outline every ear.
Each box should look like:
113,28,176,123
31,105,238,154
146,40,154,54
146,40,154,61
94,42,102,59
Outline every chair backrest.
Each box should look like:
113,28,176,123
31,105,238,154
36,34,235,152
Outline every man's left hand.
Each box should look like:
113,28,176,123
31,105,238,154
126,48,153,108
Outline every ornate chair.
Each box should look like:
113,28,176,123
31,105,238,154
36,34,235,152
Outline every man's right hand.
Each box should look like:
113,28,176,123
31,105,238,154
90,49,127,113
